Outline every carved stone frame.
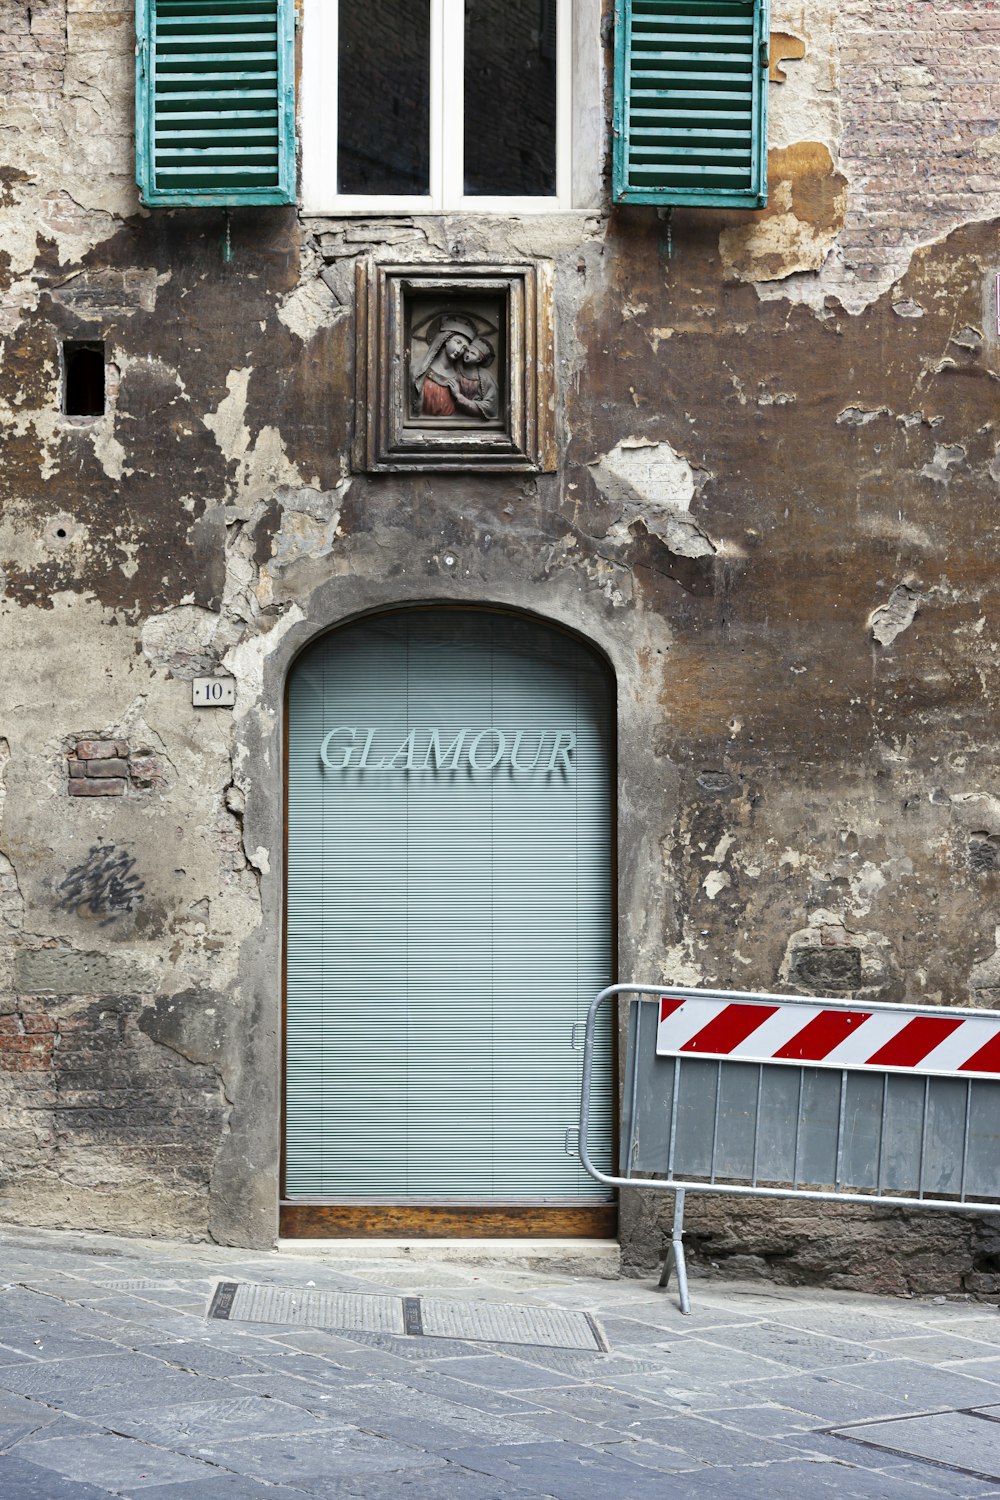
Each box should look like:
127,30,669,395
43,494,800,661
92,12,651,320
354,261,556,473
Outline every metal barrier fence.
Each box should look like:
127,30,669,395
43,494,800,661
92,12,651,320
578,984,1000,1313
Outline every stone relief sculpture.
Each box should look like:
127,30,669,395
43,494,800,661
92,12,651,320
410,312,500,422
354,261,554,472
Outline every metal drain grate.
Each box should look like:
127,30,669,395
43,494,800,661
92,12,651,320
209,1281,605,1352
420,1297,604,1349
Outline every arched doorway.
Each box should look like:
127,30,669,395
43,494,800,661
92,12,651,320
281,606,615,1236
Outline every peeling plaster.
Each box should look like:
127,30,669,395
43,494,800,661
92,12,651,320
767,2,839,154
591,437,716,561
88,420,129,482
870,586,921,647
837,406,889,428
720,143,847,285
224,606,305,717
920,444,965,486
703,870,731,900
893,299,925,319
780,911,899,997
594,436,706,511
204,370,313,502
267,484,350,572
204,369,254,465
141,606,241,680
277,241,346,342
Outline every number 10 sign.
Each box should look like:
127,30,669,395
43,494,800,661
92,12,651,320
192,677,236,708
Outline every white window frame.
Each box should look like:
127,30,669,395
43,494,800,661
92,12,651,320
301,0,587,214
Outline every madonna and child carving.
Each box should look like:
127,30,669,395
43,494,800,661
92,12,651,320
410,312,500,423
319,726,576,776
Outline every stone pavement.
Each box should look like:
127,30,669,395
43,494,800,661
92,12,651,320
1,1226,1000,1498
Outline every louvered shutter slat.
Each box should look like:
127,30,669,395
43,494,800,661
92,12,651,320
136,0,294,207
614,0,769,207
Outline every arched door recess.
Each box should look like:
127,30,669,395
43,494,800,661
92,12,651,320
282,606,615,1237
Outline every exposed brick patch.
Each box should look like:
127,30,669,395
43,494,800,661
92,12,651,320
128,755,165,789
0,0,66,102
65,738,166,796
0,1008,56,1072
0,995,227,1215
837,2,1000,287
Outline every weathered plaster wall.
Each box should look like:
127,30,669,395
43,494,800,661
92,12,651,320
1,0,999,1293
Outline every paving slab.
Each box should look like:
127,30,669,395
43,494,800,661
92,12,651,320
14,1431,224,1489
832,1409,1000,1481
693,1320,892,1371
398,1367,552,1416
297,1463,543,1500
866,1333,1000,1364
816,1355,1000,1409
129,1480,317,1500
142,1341,274,1379
0,1419,60,1452
102,1394,335,1446
605,1411,804,1469
0,1332,122,1365
60,1372,236,1419
174,1431,447,1488
0,1352,177,1401
414,1351,586,1390
728,1369,919,1424
439,1438,697,1500
0,1453,120,1499
691,1402,818,1437
884,1459,1000,1498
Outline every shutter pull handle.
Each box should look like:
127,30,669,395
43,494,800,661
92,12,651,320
760,39,769,70
570,1023,585,1050
564,1127,580,1155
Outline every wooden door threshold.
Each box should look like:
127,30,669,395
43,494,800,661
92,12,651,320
279,1203,617,1239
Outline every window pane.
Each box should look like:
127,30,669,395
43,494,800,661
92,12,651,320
338,0,430,195
464,0,557,197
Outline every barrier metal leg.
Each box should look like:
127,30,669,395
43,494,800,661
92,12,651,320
656,1189,691,1315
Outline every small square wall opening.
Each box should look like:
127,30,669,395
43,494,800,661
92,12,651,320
63,341,106,417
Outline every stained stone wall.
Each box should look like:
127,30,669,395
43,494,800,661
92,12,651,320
1,0,999,1291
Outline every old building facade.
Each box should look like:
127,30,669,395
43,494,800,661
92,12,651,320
1,0,999,1295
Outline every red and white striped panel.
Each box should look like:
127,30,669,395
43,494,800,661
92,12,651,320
655,995,1000,1079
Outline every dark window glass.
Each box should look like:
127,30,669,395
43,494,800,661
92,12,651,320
464,0,557,197
338,0,430,195
63,342,105,417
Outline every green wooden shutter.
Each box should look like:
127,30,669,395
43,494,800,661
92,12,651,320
284,610,615,1203
613,0,769,208
136,0,295,207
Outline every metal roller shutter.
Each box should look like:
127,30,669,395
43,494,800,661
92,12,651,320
285,609,615,1202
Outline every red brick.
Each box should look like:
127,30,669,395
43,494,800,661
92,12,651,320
0,1037,52,1071
67,778,126,797
84,758,129,778
75,740,126,760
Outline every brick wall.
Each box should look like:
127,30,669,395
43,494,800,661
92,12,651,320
0,0,65,109
0,993,227,1237
838,0,1000,286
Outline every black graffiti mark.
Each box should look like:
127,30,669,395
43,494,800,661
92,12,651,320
57,844,145,926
